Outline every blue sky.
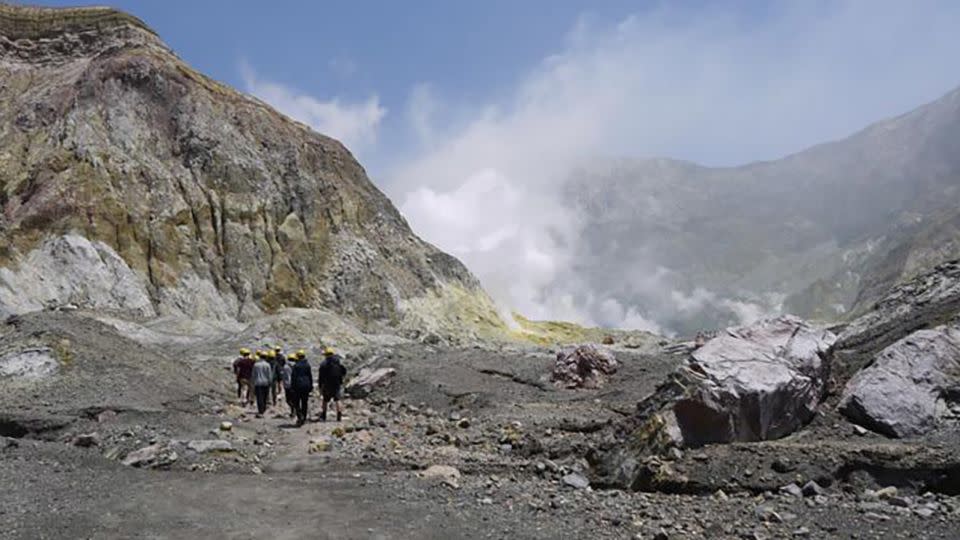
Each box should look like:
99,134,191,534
36,1,960,174
33,1,960,328
36,0,658,168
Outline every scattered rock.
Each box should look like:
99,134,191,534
562,473,590,490
186,440,233,453
914,506,936,518
309,437,333,453
219,421,233,432
122,444,161,467
551,344,618,389
772,458,796,473
755,505,783,523
887,496,912,508
73,432,101,448
780,483,804,498
875,486,899,500
801,480,825,497
421,465,461,488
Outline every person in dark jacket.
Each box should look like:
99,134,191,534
233,348,251,399
289,350,313,427
272,345,285,403
252,351,274,417
317,347,347,422
235,349,256,406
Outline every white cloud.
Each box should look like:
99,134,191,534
406,83,440,147
240,61,385,154
387,1,960,333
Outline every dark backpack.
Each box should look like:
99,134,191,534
319,355,346,387
291,360,313,390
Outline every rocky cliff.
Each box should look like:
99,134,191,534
0,5,505,340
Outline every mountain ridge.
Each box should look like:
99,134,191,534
565,81,960,333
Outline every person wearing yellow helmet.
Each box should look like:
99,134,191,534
270,346,284,398
232,348,251,400
317,346,347,422
234,348,255,406
279,353,296,418
265,350,280,407
251,349,275,417
289,349,313,427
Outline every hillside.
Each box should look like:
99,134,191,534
566,85,960,333
0,4,505,341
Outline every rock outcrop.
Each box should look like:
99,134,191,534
344,367,396,398
840,323,960,438
0,5,504,341
830,259,960,385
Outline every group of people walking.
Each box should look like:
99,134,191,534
232,345,347,427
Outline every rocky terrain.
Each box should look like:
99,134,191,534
2,4,960,540
2,280,960,538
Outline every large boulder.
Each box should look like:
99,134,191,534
589,316,836,490
674,315,836,446
839,323,960,438
344,367,397,398
551,344,618,389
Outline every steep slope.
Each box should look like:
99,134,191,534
0,5,505,339
566,85,960,333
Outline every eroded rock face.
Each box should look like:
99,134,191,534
840,324,960,438
676,316,836,446
0,235,153,318
0,348,59,380
0,4,504,340
552,344,618,389
831,260,960,384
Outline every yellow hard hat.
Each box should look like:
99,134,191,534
287,353,298,361
257,350,266,358
273,345,283,352
239,348,251,356
296,349,306,359
323,346,335,356
267,350,276,359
